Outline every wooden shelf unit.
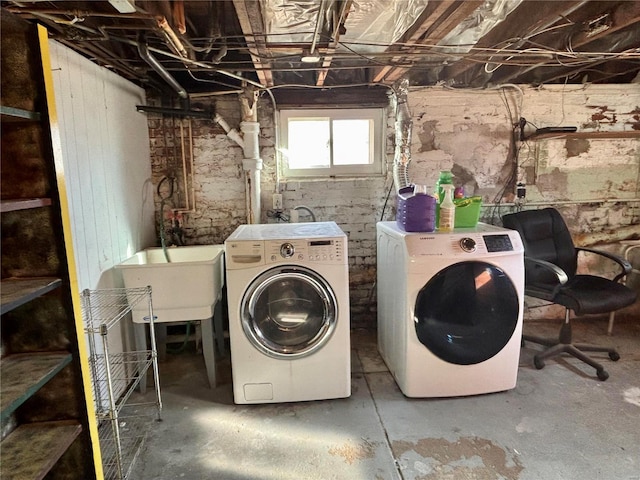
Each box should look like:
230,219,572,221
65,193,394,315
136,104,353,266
1,11,98,480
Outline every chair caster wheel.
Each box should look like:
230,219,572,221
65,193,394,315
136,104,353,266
597,369,609,381
609,351,620,361
533,356,545,370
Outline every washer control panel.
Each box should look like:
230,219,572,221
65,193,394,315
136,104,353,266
266,238,346,264
280,242,295,258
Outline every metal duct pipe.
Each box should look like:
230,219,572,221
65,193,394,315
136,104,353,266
309,0,327,56
137,41,188,100
392,78,412,192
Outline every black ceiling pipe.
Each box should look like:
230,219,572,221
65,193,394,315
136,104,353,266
136,105,215,120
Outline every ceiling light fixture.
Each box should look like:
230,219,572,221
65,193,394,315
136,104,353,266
108,0,136,14
301,50,322,63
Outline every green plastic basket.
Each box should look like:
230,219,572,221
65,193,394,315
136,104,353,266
454,197,482,227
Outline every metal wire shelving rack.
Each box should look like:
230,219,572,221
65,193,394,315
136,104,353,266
82,287,162,480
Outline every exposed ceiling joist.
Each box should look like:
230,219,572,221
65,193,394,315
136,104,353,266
232,0,272,87
316,0,352,87
2,0,637,96
372,0,459,83
375,0,484,85
487,0,640,86
442,1,586,82
570,0,640,47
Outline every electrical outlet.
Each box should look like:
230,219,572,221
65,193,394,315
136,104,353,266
515,182,526,205
272,193,283,210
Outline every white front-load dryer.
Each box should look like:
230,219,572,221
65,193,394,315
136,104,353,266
376,221,524,397
225,222,350,404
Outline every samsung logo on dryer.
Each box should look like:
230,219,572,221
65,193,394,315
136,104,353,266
418,236,435,240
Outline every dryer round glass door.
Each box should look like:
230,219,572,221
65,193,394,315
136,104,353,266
241,265,338,358
414,261,519,365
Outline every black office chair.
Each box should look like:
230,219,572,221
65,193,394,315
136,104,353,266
502,208,637,380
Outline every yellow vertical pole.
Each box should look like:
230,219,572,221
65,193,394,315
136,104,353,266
37,24,105,480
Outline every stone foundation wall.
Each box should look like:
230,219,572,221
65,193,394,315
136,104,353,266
146,84,640,327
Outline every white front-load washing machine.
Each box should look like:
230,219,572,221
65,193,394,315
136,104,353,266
376,221,524,397
225,221,351,404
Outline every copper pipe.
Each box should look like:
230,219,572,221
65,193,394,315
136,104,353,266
157,16,188,57
172,1,186,35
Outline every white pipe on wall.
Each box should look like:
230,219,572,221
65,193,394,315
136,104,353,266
214,91,263,225
213,113,244,147
240,121,262,224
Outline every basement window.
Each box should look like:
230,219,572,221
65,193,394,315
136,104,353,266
279,108,385,177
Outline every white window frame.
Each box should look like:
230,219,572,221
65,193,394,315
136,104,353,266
279,108,385,178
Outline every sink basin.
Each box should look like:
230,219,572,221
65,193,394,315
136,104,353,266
116,245,225,323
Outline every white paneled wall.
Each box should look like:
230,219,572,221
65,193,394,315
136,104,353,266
48,40,155,291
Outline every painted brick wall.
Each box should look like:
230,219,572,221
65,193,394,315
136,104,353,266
146,84,639,327
407,84,640,321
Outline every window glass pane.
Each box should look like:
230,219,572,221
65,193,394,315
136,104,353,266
287,118,330,169
279,108,383,177
332,119,372,165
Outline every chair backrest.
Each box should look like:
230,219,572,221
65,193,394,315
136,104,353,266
502,208,578,282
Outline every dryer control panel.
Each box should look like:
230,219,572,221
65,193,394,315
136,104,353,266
482,234,514,252
401,227,523,257
457,234,514,253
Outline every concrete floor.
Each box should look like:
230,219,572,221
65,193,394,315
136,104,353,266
128,317,640,480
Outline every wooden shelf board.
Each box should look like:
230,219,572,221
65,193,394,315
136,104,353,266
0,352,72,421
0,105,41,121
0,277,62,315
527,131,640,140
1,198,52,213
0,421,81,480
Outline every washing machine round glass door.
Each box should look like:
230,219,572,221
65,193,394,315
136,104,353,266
241,265,338,358
414,261,519,365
